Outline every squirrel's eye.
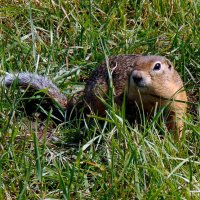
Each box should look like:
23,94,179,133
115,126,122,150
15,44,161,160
153,63,161,71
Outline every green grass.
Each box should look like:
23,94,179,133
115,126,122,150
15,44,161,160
0,0,200,199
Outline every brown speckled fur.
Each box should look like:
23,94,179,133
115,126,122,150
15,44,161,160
83,55,188,140
84,55,139,114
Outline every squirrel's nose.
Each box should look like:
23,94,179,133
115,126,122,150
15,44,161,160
131,70,146,87
132,76,143,85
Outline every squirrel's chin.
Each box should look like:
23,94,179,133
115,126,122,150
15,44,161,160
135,85,149,93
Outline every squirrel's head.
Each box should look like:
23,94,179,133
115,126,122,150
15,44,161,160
127,56,179,99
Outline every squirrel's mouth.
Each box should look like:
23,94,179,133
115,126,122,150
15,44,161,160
133,79,150,89
135,82,147,88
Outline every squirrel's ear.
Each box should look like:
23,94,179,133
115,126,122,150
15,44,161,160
166,59,174,70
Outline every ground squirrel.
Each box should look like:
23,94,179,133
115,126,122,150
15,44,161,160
1,55,187,140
